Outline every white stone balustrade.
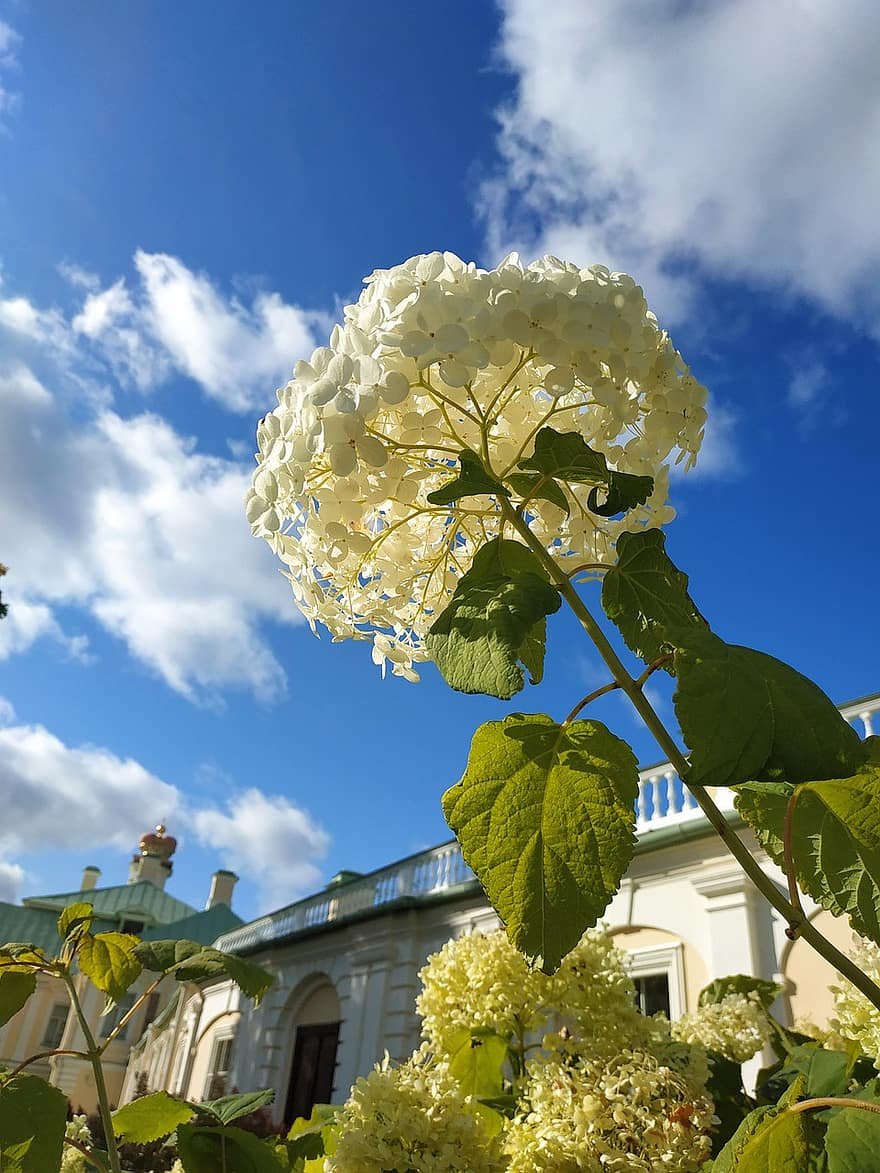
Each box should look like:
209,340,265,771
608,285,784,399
214,692,880,955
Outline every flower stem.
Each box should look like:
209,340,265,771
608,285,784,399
63,974,123,1173
787,1096,880,1116
499,498,880,1014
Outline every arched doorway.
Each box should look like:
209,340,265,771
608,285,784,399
284,978,342,1125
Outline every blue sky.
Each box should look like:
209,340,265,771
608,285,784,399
1,1,878,922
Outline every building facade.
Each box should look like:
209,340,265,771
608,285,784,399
0,826,242,1111
121,693,879,1125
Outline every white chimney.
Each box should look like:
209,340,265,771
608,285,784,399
207,870,238,909
81,866,101,891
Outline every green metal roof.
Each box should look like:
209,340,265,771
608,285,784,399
23,881,196,925
141,903,243,945
0,903,122,954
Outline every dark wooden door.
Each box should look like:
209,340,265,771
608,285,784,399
285,1021,340,1124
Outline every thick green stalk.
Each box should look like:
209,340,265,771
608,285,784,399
499,499,880,1013
64,973,123,1173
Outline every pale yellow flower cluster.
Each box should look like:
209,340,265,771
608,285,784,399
504,1050,714,1172
830,939,880,1064
671,992,773,1063
326,1051,505,1173
416,929,641,1056
247,252,707,679
60,1115,92,1173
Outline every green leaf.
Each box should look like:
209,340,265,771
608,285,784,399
517,427,653,518
0,945,47,971
705,1052,755,1156
427,538,561,700
824,1088,880,1173
673,628,866,787
112,1090,196,1142
601,530,707,668
700,975,783,1011
57,902,93,942
78,931,142,1002
712,1104,811,1172
133,938,205,973
737,768,880,945
0,971,36,1028
171,948,273,1004
760,1045,850,1103
0,1075,68,1172
508,472,570,514
285,1105,338,1159
447,1028,509,1098
199,1088,275,1125
426,449,510,506
587,471,654,517
442,714,639,971
177,1124,286,1173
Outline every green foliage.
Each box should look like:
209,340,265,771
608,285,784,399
112,1091,196,1143
0,970,35,1028
600,529,707,667
0,1074,67,1172
134,939,273,1004
443,714,639,971
824,1087,880,1173
133,938,205,972
426,449,510,505
177,1122,286,1172
700,975,783,1011
711,1103,811,1171
705,1052,755,1156
199,1088,276,1125
516,427,653,518
57,902,94,942
170,948,274,1004
78,931,143,1002
737,768,880,945
507,471,571,513
672,628,866,788
447,1028,509,1098
427,538,561,699
758,1044,850,1104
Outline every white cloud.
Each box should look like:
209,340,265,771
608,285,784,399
0,714,329,909
66,251,318,411
488,1,880,332
0,19,20,125
193,789,330,913
0,721,183,858
788,362,828,409
0,362,296,703
0,698,15,725
0,859,24,902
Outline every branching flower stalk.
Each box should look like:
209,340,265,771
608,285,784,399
62,972,124,1173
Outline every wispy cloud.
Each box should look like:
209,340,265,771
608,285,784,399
486,1,880,338
0,19,21,127
0,710,329,908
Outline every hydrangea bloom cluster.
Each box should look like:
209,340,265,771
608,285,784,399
60,1116,92,1173
830,939,880,1064
671,991,773,1063
326,1050,505,1173
247,252,707,679
503,1050,714,1172
416,929,641,1056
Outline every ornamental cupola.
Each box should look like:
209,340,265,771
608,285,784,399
128,823,177,889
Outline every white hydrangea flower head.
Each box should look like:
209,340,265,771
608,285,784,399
326,1050,505,1173
830,939,880,1064
671,991,773,1063
504,1049,714,1172
61,1115,92,1173
247,252,707,679
416,928,642,1057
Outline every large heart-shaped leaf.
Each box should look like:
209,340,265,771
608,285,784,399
78,932,142,1002
443,714,638,971
673,628,866,787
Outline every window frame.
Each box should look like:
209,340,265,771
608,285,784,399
41,1002,70,1049
625,942,686,1019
